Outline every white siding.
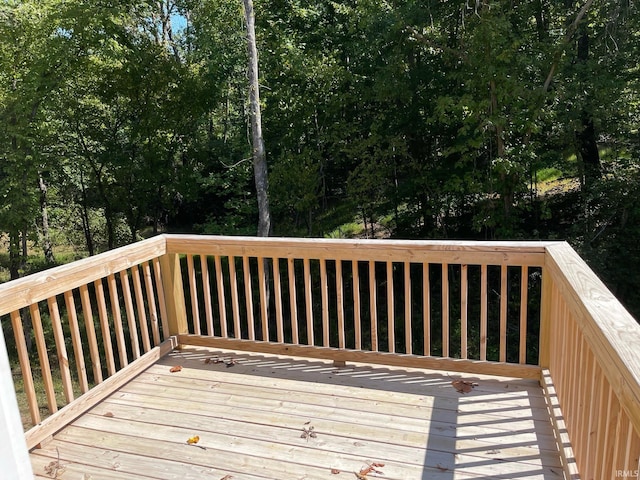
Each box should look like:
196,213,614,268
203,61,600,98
0,321,33,479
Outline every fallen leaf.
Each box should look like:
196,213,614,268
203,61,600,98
170,365,183,373
331,469,341,474
103,412,114,418
44,460,66,478
358,462,385,477
451,379,478,393
354,472,368,480
186,435,200,444
220,476,233,480
44,448,65,478
225,358,237,367
436,464,449,472
300,424,317,441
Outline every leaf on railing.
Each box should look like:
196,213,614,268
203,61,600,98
451,379,478,394
170,365,183,373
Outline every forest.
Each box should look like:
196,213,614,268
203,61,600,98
1,0,639,319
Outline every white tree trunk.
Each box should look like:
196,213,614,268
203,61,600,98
242,0,271,237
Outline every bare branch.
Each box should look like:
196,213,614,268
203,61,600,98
406,26,469,63
542,0,595,93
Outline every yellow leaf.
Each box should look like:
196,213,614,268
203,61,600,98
186,435,200,445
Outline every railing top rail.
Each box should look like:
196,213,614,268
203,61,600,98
545,242,640,430
0,236,166,316
164,234,558,266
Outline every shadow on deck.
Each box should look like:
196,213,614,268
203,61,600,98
30,346,563,479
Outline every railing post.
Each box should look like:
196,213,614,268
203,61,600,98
0,321,34,479
159,252,189,336
539,265,553,369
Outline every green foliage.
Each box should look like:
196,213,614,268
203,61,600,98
1,0,639,318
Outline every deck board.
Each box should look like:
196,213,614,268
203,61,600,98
29,347,564,479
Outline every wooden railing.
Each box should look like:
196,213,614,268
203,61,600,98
0,236,174,449
164,235,548,379
541,243,640,478
1,234,639,478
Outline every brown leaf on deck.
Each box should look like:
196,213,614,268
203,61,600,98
220,476,233,480
358,461,385,477
451,379,478,393
300,424,317,441
44,448,66,478
170,365,183,373
44,461,65,478
436,464,449,471
330,468,341,474
103,412,114,418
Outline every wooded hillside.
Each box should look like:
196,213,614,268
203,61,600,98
1,1,639,318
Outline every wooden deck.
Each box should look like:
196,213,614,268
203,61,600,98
29,347,564,480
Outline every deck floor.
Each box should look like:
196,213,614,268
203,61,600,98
30,347,564,479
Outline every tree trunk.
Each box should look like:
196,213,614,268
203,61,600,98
9,230,20,280
105,202,115,250
79,171,95,256
242,0,272,339
242,0,271,238
576,27,600,189
490,79,514,223
19,228,29,277
38,174,55,264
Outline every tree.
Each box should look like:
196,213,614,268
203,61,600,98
242,0,271,237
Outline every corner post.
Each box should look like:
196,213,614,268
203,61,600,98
159,252,189,337
539,264,553,369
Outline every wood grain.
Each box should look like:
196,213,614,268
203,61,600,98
29,346,560,480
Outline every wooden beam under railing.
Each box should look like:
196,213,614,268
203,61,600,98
178,334,542,379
